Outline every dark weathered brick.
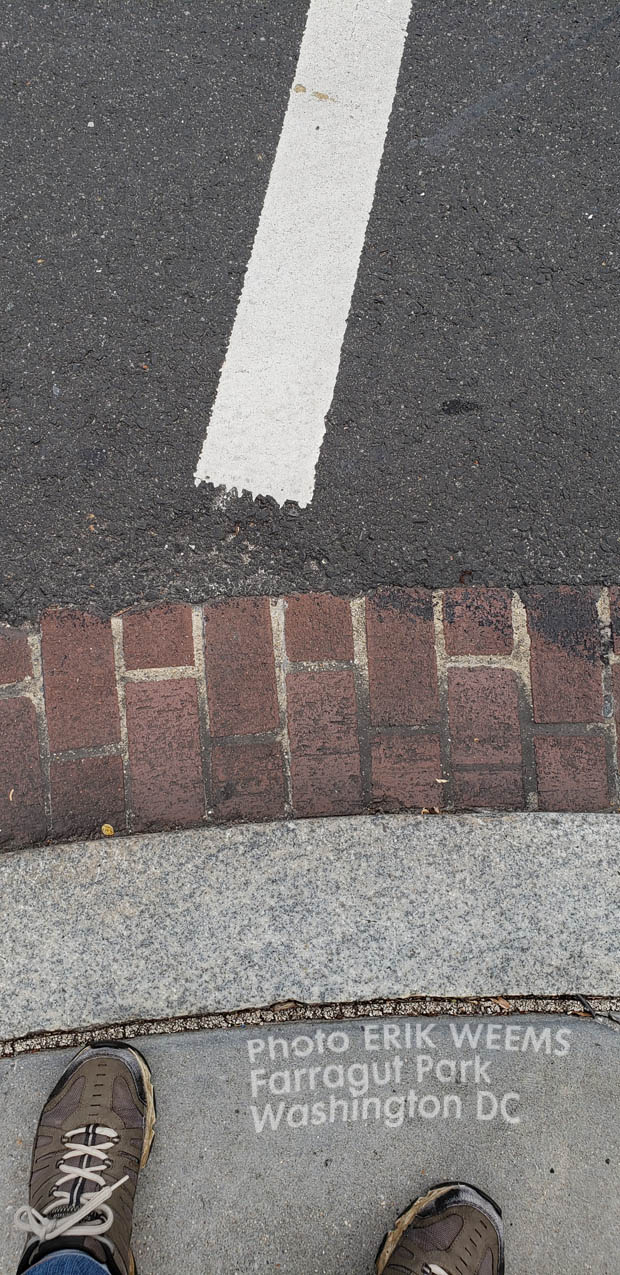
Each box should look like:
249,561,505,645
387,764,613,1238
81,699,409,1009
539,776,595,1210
610,588,620,654
42,610,119,752
0,698,45,848
526,587,603,723
204,598,279,737
285,593,354,663
614,664,620,732
366,589,438,727
443,588,513,656
0,626,32,685
123,603,194,670
51,755,126,841
126,680,204,830
212,737,285,822
287,669,361,817
371,733,442,811
449,668,523,808
535,735,609,811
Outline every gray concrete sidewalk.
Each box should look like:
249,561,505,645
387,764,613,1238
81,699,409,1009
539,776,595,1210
2,1015,618,1274
2,812,619,1042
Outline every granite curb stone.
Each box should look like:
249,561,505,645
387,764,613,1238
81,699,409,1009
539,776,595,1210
1,813,618,1042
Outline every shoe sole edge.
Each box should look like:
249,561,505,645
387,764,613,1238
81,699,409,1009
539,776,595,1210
375,1181,504,1275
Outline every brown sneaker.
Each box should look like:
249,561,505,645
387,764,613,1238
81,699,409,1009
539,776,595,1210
14,1042,156,1275
376,1182,504,1275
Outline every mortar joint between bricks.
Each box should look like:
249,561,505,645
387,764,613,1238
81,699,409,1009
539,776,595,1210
350,596,372,808
269,598,293,816
442,597,532,677
49,743,124,763
0,675,37,699
122,664,198,683
532,721,609,738
27,630,52,833
445,652,521,670
209,726,282,746
110,615,133,834
287,658,355,673
510,592,538,811
596,589,620,806
431,591,455,812
191,605,213,820
597,587,614,665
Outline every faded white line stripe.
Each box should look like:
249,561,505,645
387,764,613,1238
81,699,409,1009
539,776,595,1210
195,0,412,507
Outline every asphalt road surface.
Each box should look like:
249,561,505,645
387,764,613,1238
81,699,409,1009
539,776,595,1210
2,0,619,623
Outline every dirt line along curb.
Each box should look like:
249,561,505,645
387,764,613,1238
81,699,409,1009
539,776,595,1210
1,586,620,850
3,996,619,1059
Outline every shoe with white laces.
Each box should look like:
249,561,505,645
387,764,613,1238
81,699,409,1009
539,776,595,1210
14,1042,156,1275
376,1182,504,1275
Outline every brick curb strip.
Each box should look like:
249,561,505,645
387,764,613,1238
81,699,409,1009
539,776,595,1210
1,586,620,850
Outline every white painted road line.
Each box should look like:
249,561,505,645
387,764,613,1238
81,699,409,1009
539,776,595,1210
195,0,412,507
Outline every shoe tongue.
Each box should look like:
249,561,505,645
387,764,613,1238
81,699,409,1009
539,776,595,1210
45,1204,79,1220
46,1204,106,1223
45,1203,109,1234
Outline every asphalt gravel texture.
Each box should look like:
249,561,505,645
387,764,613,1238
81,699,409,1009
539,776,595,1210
2,0,620,623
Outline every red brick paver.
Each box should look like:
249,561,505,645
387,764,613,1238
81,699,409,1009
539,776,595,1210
2,587,619,850
448,668,524,809
287,668,362,817
0,698,45,848
285,594,354,662
371,733,443,812
442,588,513,656
211,737,286,823
203,597,279,737
535,736,609,812
122,603,194,670
609,587,620,653
42,610,119,752
51,755,126,841
0,626,32,685
366,589,438,727
125,680,204,831
526,587,603,723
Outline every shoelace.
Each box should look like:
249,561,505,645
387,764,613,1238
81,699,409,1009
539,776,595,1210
14,1125,128,1242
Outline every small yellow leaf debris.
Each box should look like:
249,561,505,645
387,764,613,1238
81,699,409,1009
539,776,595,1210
294,83,306,93
101,823,115,837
